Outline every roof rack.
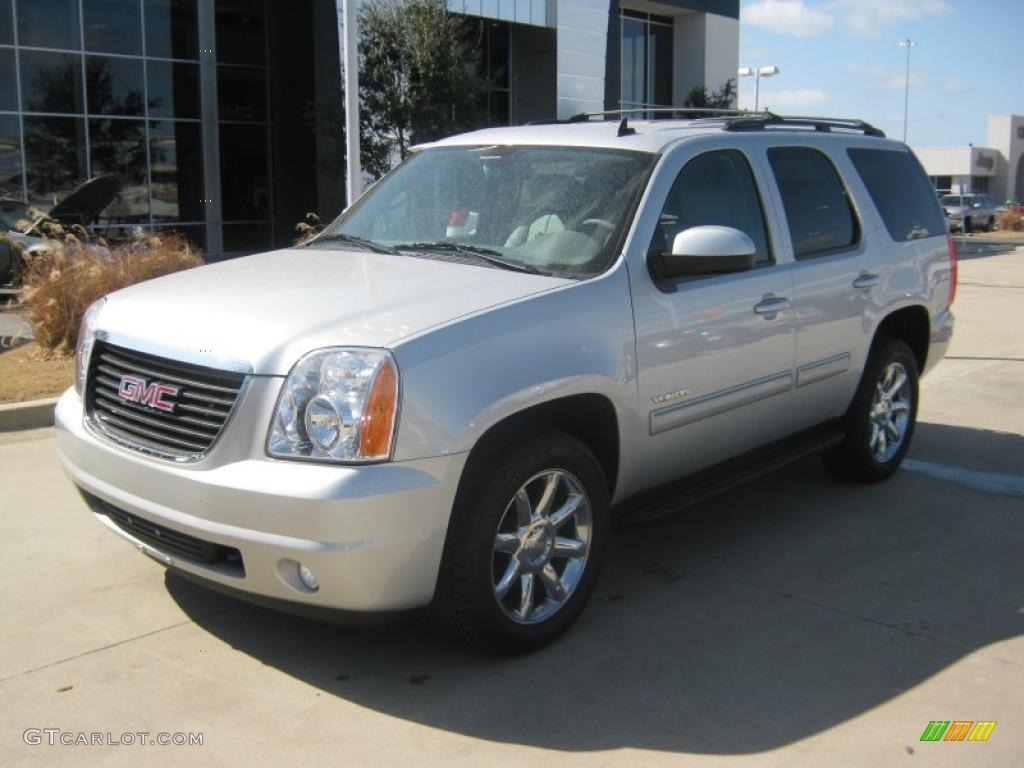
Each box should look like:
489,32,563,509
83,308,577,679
564,107,773,122
723,114,886,137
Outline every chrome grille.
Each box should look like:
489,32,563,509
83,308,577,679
85,341,247,460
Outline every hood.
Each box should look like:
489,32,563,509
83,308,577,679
97,247,571,374
45,174,124,229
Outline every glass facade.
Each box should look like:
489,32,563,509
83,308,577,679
0,0,280,256
620,9,673,112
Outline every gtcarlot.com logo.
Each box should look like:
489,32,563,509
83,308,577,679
23,729,203,747
920,721,997,742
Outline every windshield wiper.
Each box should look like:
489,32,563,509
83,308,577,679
393,241,549,275
310,232,400,255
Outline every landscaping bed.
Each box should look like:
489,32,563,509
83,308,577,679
0,342,73,404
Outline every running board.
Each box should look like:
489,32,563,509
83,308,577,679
613,422,846,527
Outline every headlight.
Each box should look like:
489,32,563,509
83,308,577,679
268,348,399,462
74,297,106,396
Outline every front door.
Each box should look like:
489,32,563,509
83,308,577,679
627,146,797,494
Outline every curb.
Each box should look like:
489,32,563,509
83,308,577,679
0,397,59,432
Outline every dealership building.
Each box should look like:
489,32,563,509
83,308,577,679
0,0,738,260
914,115,1024,201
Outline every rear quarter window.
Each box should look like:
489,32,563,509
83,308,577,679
847,147,946,241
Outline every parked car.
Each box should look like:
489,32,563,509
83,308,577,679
0,175,123,287
940,192,999,233
55,113,956,652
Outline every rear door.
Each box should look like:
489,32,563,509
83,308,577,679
760,144,877,430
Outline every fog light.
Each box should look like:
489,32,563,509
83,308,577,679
297,563,319,591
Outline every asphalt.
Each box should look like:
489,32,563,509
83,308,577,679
1,248,1022,767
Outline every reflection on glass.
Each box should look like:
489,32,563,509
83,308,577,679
20,51,85,114
219,124,270,220
0,115,22,200
87,56,145,116
149,120,203,221
89,118,148,222
17,0,80,50
83,0,142,55
144,0,199,60
648,24,672,106
24,117,87,209
215,0,266,66
222,222,271,254
621,17,645,106
1,0,13,46
0,49,16,111
146,61,200,119
217,66,267,122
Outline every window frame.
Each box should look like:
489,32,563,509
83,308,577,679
766,145,862,262
646,147,777,283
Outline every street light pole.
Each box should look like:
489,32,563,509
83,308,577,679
899,38,917,143
738,65,780,112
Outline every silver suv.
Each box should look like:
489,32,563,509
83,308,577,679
56,112,956,652
940,192,999,233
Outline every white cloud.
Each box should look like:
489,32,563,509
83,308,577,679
845,63,924,90
942,78,965,93
831,0,954,38
744,0,834,38
760,88,831,108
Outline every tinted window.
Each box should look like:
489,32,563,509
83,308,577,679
17,0,80,49
651,149,772,266
83,0,142,55
0,114,21,200
146,61,200,118
86,56,144,116
145,0,198,60
0,48,15,112
848,148,946,242
1,0,12,45
23,117,88,209
768,147,857,259
20,51,84,114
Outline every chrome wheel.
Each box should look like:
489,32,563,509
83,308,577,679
492,469,592,625
869,362,912,462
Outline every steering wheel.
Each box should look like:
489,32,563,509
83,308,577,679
580,218,616,234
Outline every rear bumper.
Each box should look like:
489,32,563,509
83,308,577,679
55,389,468,611
924,308,954,377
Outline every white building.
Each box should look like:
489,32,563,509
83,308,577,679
915,115,1024,202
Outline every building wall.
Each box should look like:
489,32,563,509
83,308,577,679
987,115,1024,202
915,116,1024,201
555,0,612,118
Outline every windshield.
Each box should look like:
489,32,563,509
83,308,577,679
940,195,968,207
317,145,655,277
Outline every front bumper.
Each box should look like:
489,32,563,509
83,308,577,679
55,388,468,611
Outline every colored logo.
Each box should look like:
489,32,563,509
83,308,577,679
920,721,996,742
118,375,180,413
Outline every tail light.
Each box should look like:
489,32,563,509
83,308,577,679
946,234,958,306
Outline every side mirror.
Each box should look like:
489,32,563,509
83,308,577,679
651,225,757,280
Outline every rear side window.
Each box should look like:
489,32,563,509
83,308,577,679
767,147,858,259
848,148,947,241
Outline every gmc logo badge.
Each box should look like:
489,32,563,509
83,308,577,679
118,375,179,413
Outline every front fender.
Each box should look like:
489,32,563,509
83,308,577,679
391,263,638,463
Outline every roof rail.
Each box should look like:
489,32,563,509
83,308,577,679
564,107,772,123
723,114,886,137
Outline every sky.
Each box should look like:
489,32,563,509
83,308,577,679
736,0,1023,148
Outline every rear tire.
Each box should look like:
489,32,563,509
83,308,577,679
434,427,609,654
822,338,919,483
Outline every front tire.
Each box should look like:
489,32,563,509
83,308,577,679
435,428,608,653
822,338,919,483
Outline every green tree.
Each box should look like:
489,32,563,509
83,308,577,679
358,0,483,179
683,78,738,115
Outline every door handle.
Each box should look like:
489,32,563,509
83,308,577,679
853,272,880,290
753,296,791,316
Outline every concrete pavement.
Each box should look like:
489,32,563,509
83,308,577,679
1,249,1022,767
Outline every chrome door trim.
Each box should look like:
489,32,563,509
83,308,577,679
795,352,851,389
649,370,793,435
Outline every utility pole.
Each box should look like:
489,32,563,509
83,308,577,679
899,39,917,143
